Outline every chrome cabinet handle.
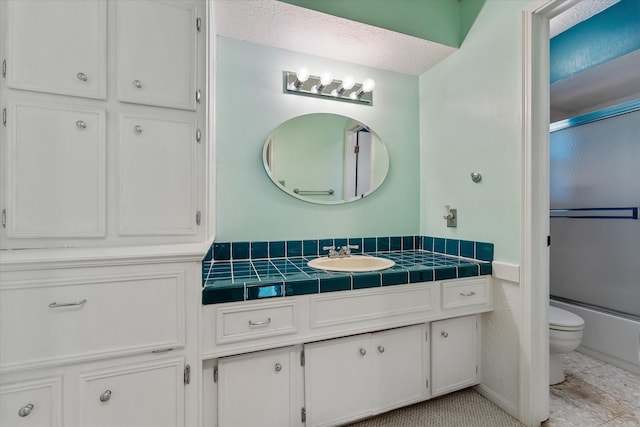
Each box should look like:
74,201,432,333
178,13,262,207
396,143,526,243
460,291,476,297
377,345,385,353
248,318,271,327
18,403,34,417
274,363,282,372
133,125,143,135
359,348,367,356
441,331,449,338
76,120,87,129
133,79,142,88
99,390,112,402
48,299,87,309
77,72,88,81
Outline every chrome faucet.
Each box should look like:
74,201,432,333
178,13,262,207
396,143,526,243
322,246,339,257
323,244,360,258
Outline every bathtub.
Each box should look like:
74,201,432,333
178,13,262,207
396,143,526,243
551,298,640,375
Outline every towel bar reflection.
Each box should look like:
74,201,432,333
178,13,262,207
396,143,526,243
293,188,335,196
550,207,638,219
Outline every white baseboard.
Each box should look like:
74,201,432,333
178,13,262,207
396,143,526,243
474,383,519,420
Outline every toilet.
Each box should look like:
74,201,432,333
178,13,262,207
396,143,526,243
549,306,585,385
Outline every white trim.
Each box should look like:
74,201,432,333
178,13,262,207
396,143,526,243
491,262,520,284
521,1,575,425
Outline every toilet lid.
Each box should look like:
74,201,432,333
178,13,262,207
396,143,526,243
549,306,584,329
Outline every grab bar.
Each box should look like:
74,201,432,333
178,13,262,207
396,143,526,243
550,207,638,219
293,188,335,196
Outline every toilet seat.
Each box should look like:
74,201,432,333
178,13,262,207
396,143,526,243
549,306,584,331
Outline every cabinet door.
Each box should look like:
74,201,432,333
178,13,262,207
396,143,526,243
79,358,184,427
371,324,429,413
0,377,61,427
431,315,479,396
6,102,106,238
218,346,302,427
304,334,372,427
117,0,197,110
118,114,197,236
6,0,107,99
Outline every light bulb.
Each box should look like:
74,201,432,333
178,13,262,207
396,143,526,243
320,72,333,86
342,75,355,90
362,78,375,93
296,67,310,83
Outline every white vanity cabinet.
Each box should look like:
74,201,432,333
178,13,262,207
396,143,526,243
431,315,480,397
6,0,107,99
217,346,303,427
1,0,206,249
304,324,428,427
116,0,199,110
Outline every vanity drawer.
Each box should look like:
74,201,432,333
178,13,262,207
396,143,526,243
442,278,489,310
0,272,185,371
216,300,298,344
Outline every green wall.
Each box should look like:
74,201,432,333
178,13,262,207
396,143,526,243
215,37,420,241
280,0,486,48
419,0,526,263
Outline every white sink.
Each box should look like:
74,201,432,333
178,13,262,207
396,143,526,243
307,255,395,272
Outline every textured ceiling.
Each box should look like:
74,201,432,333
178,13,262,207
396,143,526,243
549,0,620,38
212,0,457,76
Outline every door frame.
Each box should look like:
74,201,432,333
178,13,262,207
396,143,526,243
520,0,579,425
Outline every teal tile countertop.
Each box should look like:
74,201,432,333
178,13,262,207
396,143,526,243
202,236,493,305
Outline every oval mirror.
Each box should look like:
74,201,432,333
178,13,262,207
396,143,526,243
262,113,390,204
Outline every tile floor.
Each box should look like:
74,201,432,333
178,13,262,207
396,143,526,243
544,351,640,426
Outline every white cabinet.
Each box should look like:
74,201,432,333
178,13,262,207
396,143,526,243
6,102,106,239
79,358,184,427
0,377,61,427
117,0,198,110
304,324,428,427
118,113,197,236
431,315,479,397
6,0,107,99
217,346,303,427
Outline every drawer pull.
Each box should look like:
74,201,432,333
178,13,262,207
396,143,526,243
460,291,476,297
76,120,87,129
76,72,88,81
441,331,449,338
377,345,385,353
18,403,34,417
359,348,367,356
133,79,142,88
99,390,112,402
48,299,87,309
274,363,282,372
248,318,271,327
133,125,143,135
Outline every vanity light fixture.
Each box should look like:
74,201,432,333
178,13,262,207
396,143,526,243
283,69,374,105
350,78,375,100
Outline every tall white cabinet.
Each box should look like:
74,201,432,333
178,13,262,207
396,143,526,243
0,0,207,249
0,1,207,426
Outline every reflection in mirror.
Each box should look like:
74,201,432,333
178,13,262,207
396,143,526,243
263,114,390,204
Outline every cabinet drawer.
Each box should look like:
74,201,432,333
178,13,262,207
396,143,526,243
0,273,185,370
216,300,297,344
310,283,437,328
441,278,489,310
0,377,61,427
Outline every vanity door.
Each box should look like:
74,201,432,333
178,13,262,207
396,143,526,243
431,315,479,396
217,346,303,427
6,0,107,99
116,0,198,110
